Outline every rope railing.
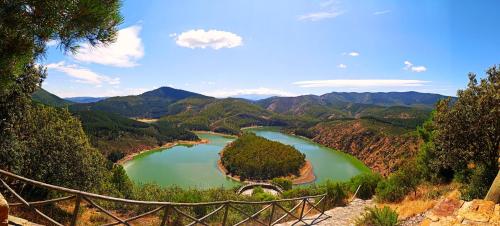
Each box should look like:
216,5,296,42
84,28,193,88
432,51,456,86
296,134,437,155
0,169,331,225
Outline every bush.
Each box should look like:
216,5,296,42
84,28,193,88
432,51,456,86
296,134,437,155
376,161,422,203
251,187,276,201
110,165,134,198
271,178,293,191
460,164,497,201
323,181,347,207
375,179,406,202
355,206,399,226
349,172,382,200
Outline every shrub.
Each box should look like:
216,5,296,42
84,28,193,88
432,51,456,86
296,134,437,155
355,206,399,226
460,164,498,201
110,165,134,198
376,161,422,203
349,172,382,200
375,179,406,203
271,178,293,191
323,181,347,207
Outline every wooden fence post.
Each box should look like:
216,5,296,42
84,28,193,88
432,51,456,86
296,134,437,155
0,192,8,226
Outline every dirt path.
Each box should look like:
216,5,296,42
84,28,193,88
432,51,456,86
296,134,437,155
277,199,374,226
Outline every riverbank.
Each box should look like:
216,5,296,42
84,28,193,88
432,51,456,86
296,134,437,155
117,139,209,165
217,151,316,185
192,130,238,138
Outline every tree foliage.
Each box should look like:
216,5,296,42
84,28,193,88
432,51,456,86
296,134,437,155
221,133,306,180
0,0,122,196
417,66,499,199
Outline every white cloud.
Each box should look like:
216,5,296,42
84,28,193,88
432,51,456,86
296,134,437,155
72,25,144,67
299,0,344,21
293,79,429,88
404,61,427,72
373,10,391,15
46,40,58,47
338,64,347,69
203,87,297,98
175,29,243,49
46,61,119,85
298,10,345,21
347,51,359,56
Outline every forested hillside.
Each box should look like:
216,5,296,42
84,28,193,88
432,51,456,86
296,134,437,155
31,89,199,162
73,110,198,162
32,88,73,107
70,87,208,118
311,118,419,175
161,98,289,134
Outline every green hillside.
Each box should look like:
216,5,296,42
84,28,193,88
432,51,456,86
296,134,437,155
30,88,200,162
73,110,199,162
70,87,209,118
32,88,73,107
161,98,288,134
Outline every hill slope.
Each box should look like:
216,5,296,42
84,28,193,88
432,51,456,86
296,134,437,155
32,88,73,107
161,98,288,134
31,88,200,162
70,87,208,118
311,118,419,175
65,96,107,103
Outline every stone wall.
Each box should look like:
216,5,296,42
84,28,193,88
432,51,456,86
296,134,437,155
0,192,8,226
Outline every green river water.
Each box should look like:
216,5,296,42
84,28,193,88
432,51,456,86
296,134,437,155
123,128,370,189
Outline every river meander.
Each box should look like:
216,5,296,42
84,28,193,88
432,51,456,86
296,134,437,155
123,128,370,189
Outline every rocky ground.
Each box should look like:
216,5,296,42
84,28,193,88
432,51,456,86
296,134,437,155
277,198,375,226
419,198,499,225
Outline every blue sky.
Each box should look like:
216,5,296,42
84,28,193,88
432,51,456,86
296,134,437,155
41,0,500,98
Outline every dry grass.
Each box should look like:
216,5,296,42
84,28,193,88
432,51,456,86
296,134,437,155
376,182,460,220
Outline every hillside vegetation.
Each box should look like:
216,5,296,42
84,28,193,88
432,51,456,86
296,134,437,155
221,133,306,180
161,98,288,134
32,88,73,107
31,89,200,162
70,87,208,118
73,110,199,162
311,118,419,175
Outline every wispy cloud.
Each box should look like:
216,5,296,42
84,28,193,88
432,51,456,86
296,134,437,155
298,11,345,21
337,64,347,69
46,61,119,85
404,61,427,72
175,29,243,49
203,87,297,98
298,0,345,22
342,51,359,56
73,25,144,67
373,10,391,15
293,79,429,88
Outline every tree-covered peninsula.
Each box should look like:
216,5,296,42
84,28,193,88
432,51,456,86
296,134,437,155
221,133,306,181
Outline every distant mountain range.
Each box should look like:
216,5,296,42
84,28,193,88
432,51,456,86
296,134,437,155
64,96,107,103
31,87,453,172
32,87,453,131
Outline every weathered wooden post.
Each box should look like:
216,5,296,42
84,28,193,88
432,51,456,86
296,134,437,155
0,192,8,226
485,170,500,203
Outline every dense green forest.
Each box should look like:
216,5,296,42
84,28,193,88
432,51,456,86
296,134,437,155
69,87,208,118
221,133,306,180
31,89,200,162
73,110,199,162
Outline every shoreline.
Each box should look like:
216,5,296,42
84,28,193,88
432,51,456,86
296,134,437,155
216,151,316,185
192,130,238,138
117,139,209,165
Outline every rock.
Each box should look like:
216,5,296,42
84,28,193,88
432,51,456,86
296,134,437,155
458,199,495,223
432,198,464,217
0,193,7,226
